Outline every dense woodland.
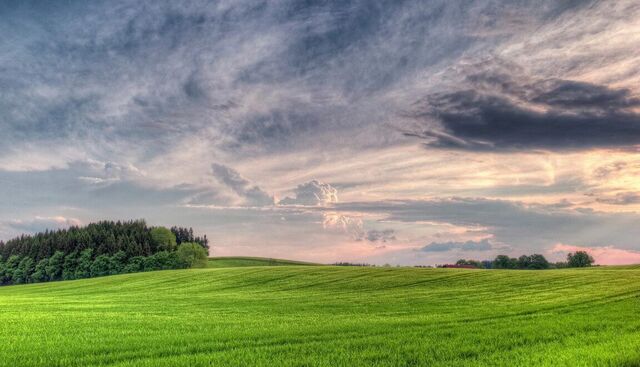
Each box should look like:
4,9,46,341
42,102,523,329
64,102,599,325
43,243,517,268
0,220,209,286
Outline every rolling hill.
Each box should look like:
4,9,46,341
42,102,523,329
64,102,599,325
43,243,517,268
1,264,639,366
207,256,320,268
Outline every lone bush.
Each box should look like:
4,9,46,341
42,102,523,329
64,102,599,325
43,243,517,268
176,242,208,268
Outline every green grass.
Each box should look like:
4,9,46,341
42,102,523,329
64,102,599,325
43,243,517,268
207,256,320,268
1,266,640,366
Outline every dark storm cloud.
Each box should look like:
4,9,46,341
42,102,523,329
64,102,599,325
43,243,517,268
421,238,493,252
407,74,640,151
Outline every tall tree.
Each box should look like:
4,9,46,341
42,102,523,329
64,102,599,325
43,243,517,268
567,251,595,267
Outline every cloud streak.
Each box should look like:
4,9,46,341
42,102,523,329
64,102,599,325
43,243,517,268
406,74,640,151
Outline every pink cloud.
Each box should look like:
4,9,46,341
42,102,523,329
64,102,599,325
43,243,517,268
552,244,640,265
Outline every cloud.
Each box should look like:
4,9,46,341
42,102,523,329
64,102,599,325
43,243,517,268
421,238,493,252
322,212,364,241
7,216,82,234
77,160,144,187
211,163,274,207
366,229,396,243
2,1,640,264
279,180,338,206
333,197,640,253
593,161,629,179
596,192,640,205
406,72,640,151
552,244,640,265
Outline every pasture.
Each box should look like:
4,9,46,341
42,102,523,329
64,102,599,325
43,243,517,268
206,256,320,268
1,264,639,366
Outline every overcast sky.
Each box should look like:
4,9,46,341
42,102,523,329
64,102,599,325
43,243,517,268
2,0,640,265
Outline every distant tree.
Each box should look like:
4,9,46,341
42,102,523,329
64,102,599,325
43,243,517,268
143,254,161,271
62,251,78,280
528,254,549,270
32,258,49,283
4,255,22,284
14,257,35,284
171,226,209,250
90,254,114,277
567,251,595,268
150,227,177,252
45,251,65,281
176,242,208,268
111,251,127,273
75,248,93,279
493,255,517,269
455,259,484,268
0,258,6,284
552,262,569,269
123,256,144,273
516,255,530,269
150,251,180,270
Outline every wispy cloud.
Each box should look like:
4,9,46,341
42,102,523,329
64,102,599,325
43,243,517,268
2,1,640,264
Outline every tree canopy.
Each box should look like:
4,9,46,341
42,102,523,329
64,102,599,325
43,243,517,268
150,227,177,252
567,251,595,267
0,220,210,286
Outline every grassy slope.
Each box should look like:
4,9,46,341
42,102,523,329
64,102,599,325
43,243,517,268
1,266,640,366
207,256,320,268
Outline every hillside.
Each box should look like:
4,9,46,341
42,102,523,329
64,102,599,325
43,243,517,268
1,266,640,366
207,256,320,268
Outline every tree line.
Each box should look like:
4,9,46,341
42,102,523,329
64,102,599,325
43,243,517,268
453,251,595,269
0,220,209,286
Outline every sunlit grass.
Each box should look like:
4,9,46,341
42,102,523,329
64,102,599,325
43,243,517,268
1,266,639,366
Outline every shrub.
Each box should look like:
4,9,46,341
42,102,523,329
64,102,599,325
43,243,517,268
90,254,114,277
32,259,49,283
123,256,145,273
46,251,65,281
75,248,93,279
14,257,35,284
62,251,78,280
176,242,208,268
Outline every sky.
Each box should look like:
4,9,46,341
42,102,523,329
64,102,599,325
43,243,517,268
2,0,640,265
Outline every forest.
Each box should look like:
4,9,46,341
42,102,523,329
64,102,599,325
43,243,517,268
0,220,209,285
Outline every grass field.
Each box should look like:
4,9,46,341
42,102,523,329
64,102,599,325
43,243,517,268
1,264,640,366
207,256,320,268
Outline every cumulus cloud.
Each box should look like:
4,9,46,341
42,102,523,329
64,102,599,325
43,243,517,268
211,163,274,207
421,238,493,252
322,212,364,241
279,180,338,206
